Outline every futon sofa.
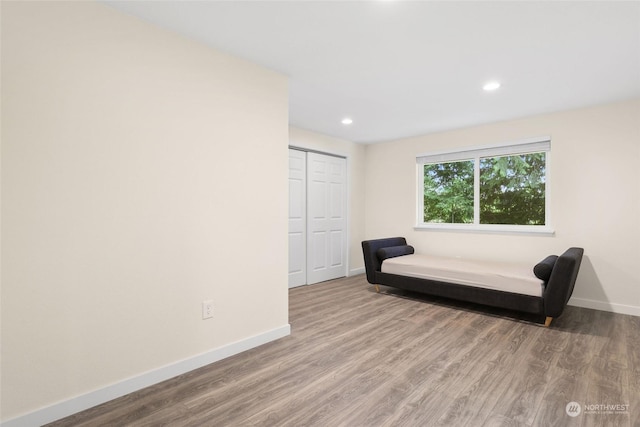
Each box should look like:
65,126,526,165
362,237,584,326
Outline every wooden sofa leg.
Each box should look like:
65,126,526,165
375,285,380,293
544,316,553,327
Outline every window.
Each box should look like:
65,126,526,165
416,138,552,234
423,160,474,224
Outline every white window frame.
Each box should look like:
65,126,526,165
415,136,554,235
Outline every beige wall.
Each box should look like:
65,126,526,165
1,1,288,421
365,99,640,314
2,0,638,422
289,127,366,274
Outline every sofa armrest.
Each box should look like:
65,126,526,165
361,237,407,284
543,247,584,317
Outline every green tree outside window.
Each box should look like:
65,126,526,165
480,153,545,225
423,152,546,225
423,160,474,223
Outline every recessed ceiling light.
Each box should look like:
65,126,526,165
341,117,353,125
483,81,501,91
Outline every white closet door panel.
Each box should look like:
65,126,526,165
306,152,347,284
330,230,344,267
309,181,326,219
288,149,306,288
330,182,343,218
288,231,304,263
310,231,327,271
289,181,304,219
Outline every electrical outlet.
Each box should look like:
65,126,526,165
202,300,213,319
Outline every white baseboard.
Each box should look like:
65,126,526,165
568,297,640,317
349,267,365,276
1,324,291,427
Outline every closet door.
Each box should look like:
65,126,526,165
306,152,347,284
288,149,307,288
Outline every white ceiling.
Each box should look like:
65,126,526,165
104,1,640,143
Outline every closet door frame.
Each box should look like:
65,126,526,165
288,146,349,287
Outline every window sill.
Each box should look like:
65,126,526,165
414,223,555,236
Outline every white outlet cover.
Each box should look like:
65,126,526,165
202,300,213,319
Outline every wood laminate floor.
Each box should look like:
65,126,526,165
49,275,639,427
